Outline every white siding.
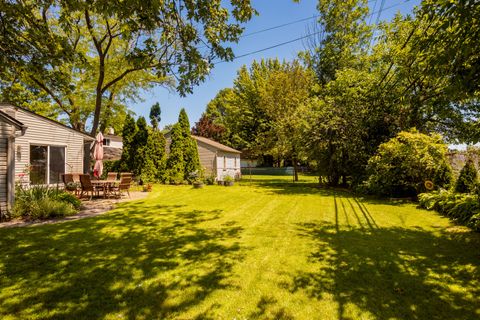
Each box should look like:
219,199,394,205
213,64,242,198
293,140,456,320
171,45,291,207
216,152,241,180
109,140,123,149
0,107,87,184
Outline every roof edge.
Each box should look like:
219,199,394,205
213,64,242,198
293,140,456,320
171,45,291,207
192,135,242,154
0,109,26,130
0,102,95,140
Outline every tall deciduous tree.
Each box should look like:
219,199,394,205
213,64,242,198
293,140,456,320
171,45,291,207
191,113,227,144
303,0,371,84
0,0,256,134
204,59,314,180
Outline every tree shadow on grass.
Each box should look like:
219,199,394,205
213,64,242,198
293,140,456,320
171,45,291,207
287,222,480,320
241,177,414,207
0,203,244,319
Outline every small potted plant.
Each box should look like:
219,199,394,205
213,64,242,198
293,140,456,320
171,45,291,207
205,174,215,185
224,175,234,187
66,181,79,192
193,180,204,189
189,170,205,189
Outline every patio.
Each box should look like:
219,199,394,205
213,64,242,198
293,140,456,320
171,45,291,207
0,189,148,228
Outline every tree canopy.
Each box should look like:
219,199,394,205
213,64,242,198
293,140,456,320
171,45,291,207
0,0,256,134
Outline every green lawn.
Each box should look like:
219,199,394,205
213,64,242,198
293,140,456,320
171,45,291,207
1,175,479,320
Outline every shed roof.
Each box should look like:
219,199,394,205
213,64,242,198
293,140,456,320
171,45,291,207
192,135,241,154
0,103,94,141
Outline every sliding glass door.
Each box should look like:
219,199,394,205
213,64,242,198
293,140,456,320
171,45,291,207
30,145,66,185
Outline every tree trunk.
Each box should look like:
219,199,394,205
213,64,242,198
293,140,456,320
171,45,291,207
90,54,105,135
293,158,299,182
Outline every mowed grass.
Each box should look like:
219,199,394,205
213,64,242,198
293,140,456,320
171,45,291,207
1,175,479,320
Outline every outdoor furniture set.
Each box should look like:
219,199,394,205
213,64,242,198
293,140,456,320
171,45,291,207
61,172,133,200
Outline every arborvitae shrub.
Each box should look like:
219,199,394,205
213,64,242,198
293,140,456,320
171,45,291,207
455,159,478,193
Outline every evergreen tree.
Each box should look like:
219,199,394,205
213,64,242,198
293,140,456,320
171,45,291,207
455,159,478,193
119,114,137,172
177,108,201,181
132,117,150,177
166,123,185,184
149,102,161,129
178,108,191,135
148,128,167,181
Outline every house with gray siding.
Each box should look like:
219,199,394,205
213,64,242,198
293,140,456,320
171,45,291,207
0,109,27,214
0,103,94,211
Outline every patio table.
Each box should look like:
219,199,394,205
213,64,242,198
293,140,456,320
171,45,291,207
91,180,121,198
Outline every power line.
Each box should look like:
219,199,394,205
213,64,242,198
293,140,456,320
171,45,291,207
213,31,325,65
240,0,380,39
375,0,388,26
212,0,410,64
368,0,379,26
241,15,320,38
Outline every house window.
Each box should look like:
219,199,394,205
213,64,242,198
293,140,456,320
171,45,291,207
30,145,66,184
223,156,226,169
103,138,111,146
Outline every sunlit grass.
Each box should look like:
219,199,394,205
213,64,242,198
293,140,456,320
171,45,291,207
0,175,479,319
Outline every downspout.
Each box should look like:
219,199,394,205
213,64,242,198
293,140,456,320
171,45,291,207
7,125,27,209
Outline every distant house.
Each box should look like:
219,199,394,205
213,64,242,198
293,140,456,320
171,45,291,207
165,133,241,181
0,103,94,210
193,135,241,181
103,128,123,161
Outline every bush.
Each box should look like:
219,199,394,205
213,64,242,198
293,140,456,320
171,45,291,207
364,130,453,197
13,185,79,220
455,159,478,193
418,190,480,231
101,160,120,179
55,192,81,209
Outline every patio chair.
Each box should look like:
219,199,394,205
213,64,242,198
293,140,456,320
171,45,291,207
106,172,118,181
79,174,104,200
62,173,74,185
120,172,133,179
111,176,132,199
62,173,79,196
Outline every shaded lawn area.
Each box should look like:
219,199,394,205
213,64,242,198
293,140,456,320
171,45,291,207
1,175,479,319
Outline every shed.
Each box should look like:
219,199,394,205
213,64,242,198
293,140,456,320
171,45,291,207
192,135,241,181
0,103,94,209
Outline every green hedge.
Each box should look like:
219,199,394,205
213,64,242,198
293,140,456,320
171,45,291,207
418,190,480,231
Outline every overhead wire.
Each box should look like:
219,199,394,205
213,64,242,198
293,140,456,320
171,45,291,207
211,0,411,65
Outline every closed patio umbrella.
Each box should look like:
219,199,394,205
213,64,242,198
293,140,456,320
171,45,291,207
93,132,104,178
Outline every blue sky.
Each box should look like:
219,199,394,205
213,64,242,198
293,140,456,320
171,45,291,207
130,0,421,129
